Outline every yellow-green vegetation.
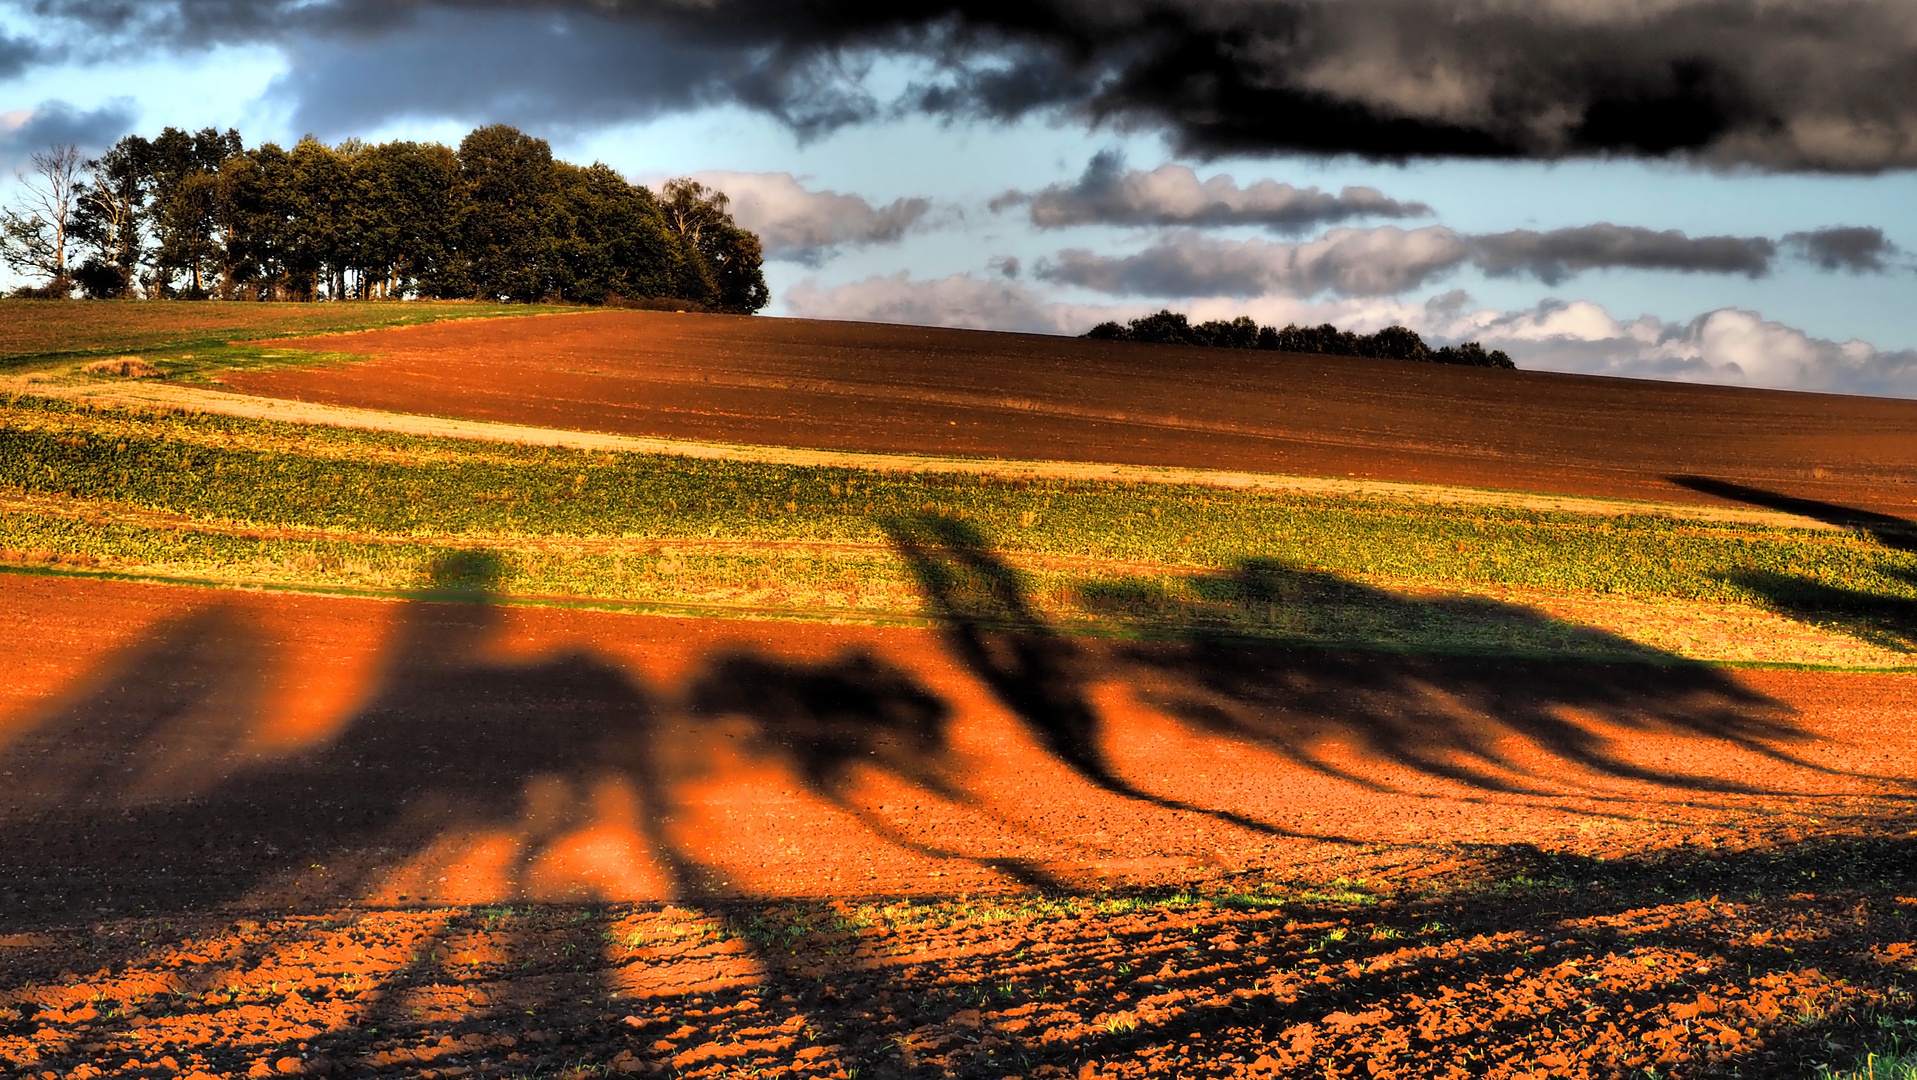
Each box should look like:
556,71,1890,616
0,298,577,369
1,393,1914,667
1819,1054,1917,1080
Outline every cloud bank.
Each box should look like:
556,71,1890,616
25,0,1917,169
1036,223,1818,299
0,30,46,80
1467,302,1917,397
1470,225,1776,285
1039,227,1472,298
784,271,1115,335
691,172,930,264
994,151,1429,232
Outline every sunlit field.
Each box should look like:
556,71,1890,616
3,308,1917,1079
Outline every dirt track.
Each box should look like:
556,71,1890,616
4,572,1917,1077
226,310,1917,519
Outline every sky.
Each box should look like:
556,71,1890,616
2,1,1916,396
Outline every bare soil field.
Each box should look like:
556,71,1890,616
4,573,1917,1078
228,310,1917,518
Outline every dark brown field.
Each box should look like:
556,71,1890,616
229,309,1917,517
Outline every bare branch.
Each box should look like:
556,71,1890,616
2,143,85,292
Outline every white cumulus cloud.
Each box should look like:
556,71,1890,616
1448,301,1917,396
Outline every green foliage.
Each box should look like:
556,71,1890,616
1087,309,1515,368
659,178,769,313
457,124,561,302
55,124,763,309
0,300,570,369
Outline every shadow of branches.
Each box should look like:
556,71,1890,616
888,514,1819,807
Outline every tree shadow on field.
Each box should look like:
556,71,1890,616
2,526,1917,1078
1672,474,1917,653
887,514,1849,814
0,546,1083,1076
683,647,1075,887
0,551,674,913
1117,559,1845,798
886,514,1300,838
1671,473,1917,551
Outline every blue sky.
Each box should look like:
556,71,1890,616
3,1,1915,395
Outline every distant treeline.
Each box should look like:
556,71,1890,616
1085,311,1515,368
3,125,767,311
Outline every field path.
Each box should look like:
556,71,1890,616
5,369,1846,532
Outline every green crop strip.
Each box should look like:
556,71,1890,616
2,395,1915,660
0,299,581,369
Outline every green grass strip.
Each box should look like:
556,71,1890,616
4,395,1917,658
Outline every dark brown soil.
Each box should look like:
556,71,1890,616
227,310,1917,518
4,572,1917,1078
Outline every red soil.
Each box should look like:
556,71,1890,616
3,573,1917,1078
227,310,1917,518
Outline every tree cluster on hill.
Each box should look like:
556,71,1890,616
1085,310,1515,368
1,125,767,312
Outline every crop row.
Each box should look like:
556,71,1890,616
3,398,1912,611
3,396,1916,660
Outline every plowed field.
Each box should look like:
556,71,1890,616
227,310,1917,519
4,573,1917,1078
13,309,1917,1078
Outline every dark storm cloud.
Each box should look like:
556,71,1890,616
993,151,1430,232
263,7,877,139
29,0,1917,170
1471,225,1777,286
0,30,48,79
1782,227,1902,273
0,99,138,170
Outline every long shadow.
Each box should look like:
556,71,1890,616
0,551,678,914
1671,473,1917,551
0,549,1061,1076
1118,559,1849,799
1671,474,1917,652
889,515,1843,815
886,514,1314,839
1,532,1914,1078
685,648,1074,888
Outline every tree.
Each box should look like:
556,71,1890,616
351,140,461,300
1080,311,1515,369
70,135,153,299
457,125,560,302
1362,325,1430,362
145,127,243,297
1,143,85,296
659,178,769,314
550,162,685,304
